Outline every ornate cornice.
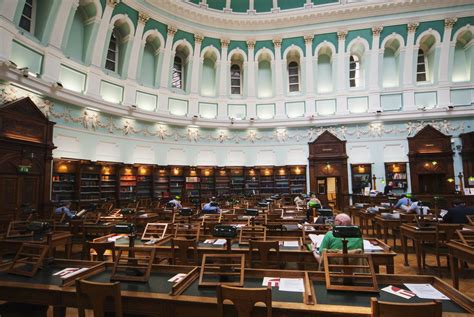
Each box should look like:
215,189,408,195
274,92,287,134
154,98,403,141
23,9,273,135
444,17,457,29
407,22,419,33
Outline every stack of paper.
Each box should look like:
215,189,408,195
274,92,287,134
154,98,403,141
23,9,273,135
168,273,187,283
203,239,215,244
404,284,450,300
214,239,227,245
54,267,89,279
308,234,325,246
363,240,384,251
261,277,304,292
107,235,125,242
381,285,415,299
283,241,299,247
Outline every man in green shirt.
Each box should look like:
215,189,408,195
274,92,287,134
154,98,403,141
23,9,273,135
312,213,363,264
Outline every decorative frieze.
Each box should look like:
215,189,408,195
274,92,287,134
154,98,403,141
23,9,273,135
272,38,282,48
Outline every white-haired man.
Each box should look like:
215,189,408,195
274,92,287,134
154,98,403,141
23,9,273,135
312,213,363,263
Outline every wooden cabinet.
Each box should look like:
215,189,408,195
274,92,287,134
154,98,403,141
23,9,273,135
384,162,408,194
351,164,372,195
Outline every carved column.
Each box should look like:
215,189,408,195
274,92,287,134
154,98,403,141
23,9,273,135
336,31,347,92
219,39,230,97
247,40,256,97
53,0,79,50
403,22,419,86
439,17,457,84
273,38,283,96
159,25,177,89
304,35,315,95
127,12,149,80
91,0,118,67
191,34,203,94
369,26,383,91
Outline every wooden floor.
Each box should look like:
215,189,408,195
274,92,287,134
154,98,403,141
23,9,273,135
43,238,474,317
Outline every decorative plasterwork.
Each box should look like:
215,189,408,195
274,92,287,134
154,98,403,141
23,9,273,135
337,31,347,41
107,0,119,8
246,40,255,49
138,12,150,24
372,26,383,37
304,35,314,44
194,34,204,44
407,22,419,33
444,17,458,29
1,84,470,146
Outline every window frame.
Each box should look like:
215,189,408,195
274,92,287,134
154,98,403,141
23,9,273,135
230,63,242,95
19,0,36,34
172,55,184,89
349,54,361,88
416,48,428,83
287,60,300,93
105,31,119,72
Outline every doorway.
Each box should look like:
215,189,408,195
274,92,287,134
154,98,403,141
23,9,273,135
316,177,339,209
418,174,445,194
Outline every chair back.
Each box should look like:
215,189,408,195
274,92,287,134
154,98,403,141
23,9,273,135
217,284,272,317
371,297,441,317
76,279,123,317
171,238,198,265
86,241,115,261
249,240,279,268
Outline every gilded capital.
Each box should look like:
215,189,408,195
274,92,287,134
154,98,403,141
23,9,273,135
194,34,204,44
272,38,282,48
247,40,255,49
106,0,119,8
337,31,347,41
372,26,383,37
167,26,177,36
444,17,457,29
304,35,314,44
138,12,149,24
221,38,230,48
407,22,419,33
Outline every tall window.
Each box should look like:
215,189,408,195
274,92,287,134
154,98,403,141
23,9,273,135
172,56,183,89
288,61,299,92
230,64,241,95
349,55,361,88
19,0,35,33
416,48,427,82
105,32,118,72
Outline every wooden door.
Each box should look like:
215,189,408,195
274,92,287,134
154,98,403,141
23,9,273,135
19,176,39,210
0,176,19,214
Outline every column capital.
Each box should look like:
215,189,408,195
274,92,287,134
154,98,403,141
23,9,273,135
138,12,150,24
167,25,177,37
407,22,419,33
337,31,347,41
221,38,230,48
194,34,204,44
304,34,314,45
247,40,256,49
71,0,80,11
106,0,119,8
372,26,383,37
272,38,282,48
444,17,457,29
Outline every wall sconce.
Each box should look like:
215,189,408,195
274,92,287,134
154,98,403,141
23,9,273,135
264,168,270,176
138,166,148,175
124,167,132,175
219,169,226,176
447,178,455,183
204,170,210,176
173,168,180,175
294,167,301,175
357,165,366,173
249,169,255,176
279,168,285,176
58,164,68,173
392,164,400,173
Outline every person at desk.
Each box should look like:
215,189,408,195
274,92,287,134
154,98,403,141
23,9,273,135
402,197,429,215
312,213,363,263
55,201,76,220
306,194,322,221
168,196,182,209
294,195,305,208
394,194,411,209
383,181,393,195
442,200,474,224
202,197,221,214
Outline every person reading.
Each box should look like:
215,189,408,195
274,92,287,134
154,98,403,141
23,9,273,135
306,193,322,221
54,201,76,220
168,196,182,209
394,194,411,209
202,197,220,214
312,213,363,264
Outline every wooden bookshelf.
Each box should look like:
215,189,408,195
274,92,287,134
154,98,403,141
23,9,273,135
79,163,101,206
259,166,274,195
153,167,169,199
215,168,230,197
199,167,215,200
52,160,77,202
385,162,408,193
100,164,117,202
229,167,244,195
169,166,185,198
351,164,372,195
185,167,201,204
136,165,153,199
274,166,290,194
289,166,306,194
119,166,137,202
244,167,259,195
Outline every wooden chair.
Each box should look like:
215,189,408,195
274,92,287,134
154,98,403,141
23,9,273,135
249,240,280,269
467,215,474,226
86,241,116,261
171,238,198,265
76,279,123,317
239,225,266,245
457,229,474,246
173,223,201,241
370,297,441,317
217,284,272,317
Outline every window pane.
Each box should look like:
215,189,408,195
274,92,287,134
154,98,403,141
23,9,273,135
23,5,32,17
289,76,298,84
231,87,240,94
350,79,356,87
105,60,115,71
289,84,299,92
288,68,298,75
19,18,31,32
417,74,426,82
231,79,240,86
107,51,115,60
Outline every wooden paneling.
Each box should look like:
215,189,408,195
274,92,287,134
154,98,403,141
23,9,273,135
460,132,474,189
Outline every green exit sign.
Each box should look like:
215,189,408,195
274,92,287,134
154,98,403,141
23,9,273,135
18,165,31,173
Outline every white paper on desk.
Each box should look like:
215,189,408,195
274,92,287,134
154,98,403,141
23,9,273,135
404,284,450,300
214,239,227,245
381,285,416,299
262,277,280,287
363,240,384,251
283,241,299,247
308,234,325,246
168,273,187,283
279,278,305,292
107,235,124,242
54,267,89,279
203,239,215,244
282,216,294,220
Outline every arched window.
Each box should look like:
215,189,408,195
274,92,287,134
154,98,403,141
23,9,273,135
288,61,299,92
19,0,36,33
105,32,118,72
452,30,473,82
416,48,427,82
172,55,183,89
349,55,361,87
231,64,242,95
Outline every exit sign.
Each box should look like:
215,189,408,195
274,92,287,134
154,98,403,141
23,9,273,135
18,165,31,173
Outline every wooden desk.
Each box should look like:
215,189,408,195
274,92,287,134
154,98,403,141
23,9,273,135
447,240,474,290
0,260,471,316
2,231,72,259
55,222,115,237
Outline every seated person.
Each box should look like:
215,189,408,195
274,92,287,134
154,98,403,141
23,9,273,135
55,201,75,220
306,194,322,221
202,197,221,214
312,213,363,264
383,181,393,195
394,194,411,209
294,194,305,208
442,200,474,224
168,196,182,209
401,197,429,215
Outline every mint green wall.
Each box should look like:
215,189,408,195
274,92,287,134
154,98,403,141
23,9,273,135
415,20,444,42
202,37,221,53
255,0,273,12
382,49,399,87
65,13,85,62
144,20,168,43
201,58,217,96
140,43,157,87
10,41,43,74
257,60,272,98
380,25,407,48
13,0,26,25
316,55,333,93
231,0,249,12
113,3,138,29
99,0,106,10
228,41,248,55
279,0,305,10
255,40,274,54
35,0,59,44
313,33,338,53
346,29,372,50
174,30,195,47
312,0,338,4
208,0,226,10
189,0,200,4
452,17,474,39
282,37,305,56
